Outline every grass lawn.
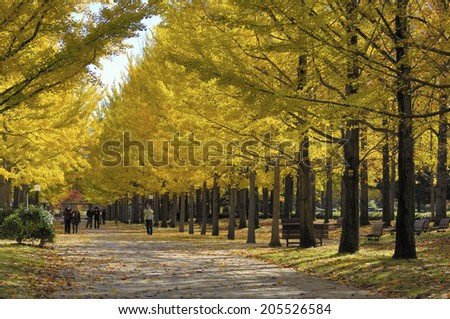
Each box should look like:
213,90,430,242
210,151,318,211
0,242,58,298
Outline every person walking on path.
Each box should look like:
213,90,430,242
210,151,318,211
63,206,72,234
101,209,106,225
72,208,81,234
86,207,93,229
94,207,101,229
144,204,154,235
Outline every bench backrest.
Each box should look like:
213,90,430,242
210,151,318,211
438,218,450,228
281,219,329,238
281,218,301,225
281,219,300,237
414,219,429,231
371,222,384,235
314,223,330,238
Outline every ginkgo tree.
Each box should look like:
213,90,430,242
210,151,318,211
83,0,448,260
0,83,100,207
0,0,163,206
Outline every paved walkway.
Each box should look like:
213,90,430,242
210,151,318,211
49,223,376,299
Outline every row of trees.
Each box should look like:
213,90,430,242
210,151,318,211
0,1,160,205
84,0,449,259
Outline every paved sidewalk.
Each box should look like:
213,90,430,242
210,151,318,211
49,224,376,299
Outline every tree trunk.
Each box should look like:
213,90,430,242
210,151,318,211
283,174,293,218
393,0,417,259
382,133,392,226
390,157,396,220
19,185,28,208
435,101,448,223
0,165,11,210
269,160,282,247
359,160,370,226
340,174,346,218
299,136,317,248
339,120,360,254
247,170,256,243
154,192,160,226
295,172,301,218
212,177,220,236
255,187,260,229
123,198,127,223
238,188,247,229
325,165,333,223
179,192,186,232
416,190,421,213
269,189,274,218
228,187,236,240
360,128,369,226
124,196,129,223
311,172,316,220
114,201,119,225
201,182,207,235
132,193,140,224
13,186,19,209
245,188,249,218
360,162,369,226
339,0,360,254
430,174,435,221
188,189,194,234
262,187,269,219
161,193,169,228
170,193,177,228
141,195,147,223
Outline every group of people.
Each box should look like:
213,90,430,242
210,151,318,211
63,204,155,235
63,205,106,234
85,206,106,229
63,205,82,234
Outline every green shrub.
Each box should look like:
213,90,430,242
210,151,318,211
0,208,15,225
369,212,383,220
0,206,55,247
415,212,432,219
1,213,24,243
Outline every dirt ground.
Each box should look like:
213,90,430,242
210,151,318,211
47,222,377,299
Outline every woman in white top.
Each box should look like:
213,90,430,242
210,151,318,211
144,204,154,235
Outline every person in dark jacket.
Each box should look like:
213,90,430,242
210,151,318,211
86,207,93,229
64,206,72,234
93,207,101,229
72,208,81,234
101,209,106,225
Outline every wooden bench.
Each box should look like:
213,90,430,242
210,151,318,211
281,218,300,247
360,221,385,243
331,217,342,229
314,223,330,246
281,218,330,247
